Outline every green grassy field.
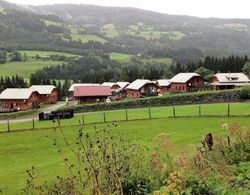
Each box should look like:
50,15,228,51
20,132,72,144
69,27,107,43
0,60,62,80
109,52,133,62
1,116,250,193
19,50,79,58
1,103,250,132
42,19,63,26
127,30,185,41
71,33,107,43
101,24,119,38
140,57,173,64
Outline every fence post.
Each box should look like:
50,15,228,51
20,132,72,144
82,114,85,125
199,105,201,117
125,109,128,121
103,112,106,123
173,106,176,118
7,120,10,132
227,104,230,117
148,107,152,119
32,119,35,130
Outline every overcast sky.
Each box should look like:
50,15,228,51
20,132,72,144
5,0,250,19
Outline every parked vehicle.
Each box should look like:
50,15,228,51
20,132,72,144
39,109,74,121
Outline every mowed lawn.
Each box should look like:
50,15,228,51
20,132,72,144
0,60,62,80
1,103,250,132
1,116,250,193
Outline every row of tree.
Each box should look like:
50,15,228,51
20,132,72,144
0,75,28,93
29,55,249,83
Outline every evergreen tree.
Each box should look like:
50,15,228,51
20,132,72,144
10,51,22,62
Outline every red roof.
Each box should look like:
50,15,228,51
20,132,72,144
74,86,112,97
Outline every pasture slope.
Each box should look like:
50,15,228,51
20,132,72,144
0,50,80,80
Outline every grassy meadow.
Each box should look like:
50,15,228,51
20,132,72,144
1,116,250,193
0,60,62,80
140,57,173,64
69,26,107,43
109,52,132,62
101,23,119,38
19,50,79,58
127,29,186,41
42,19,63,26
0,50,80,79
1,103,250,132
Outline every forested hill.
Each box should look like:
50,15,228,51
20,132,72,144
27,4,250,55
1,0,250,60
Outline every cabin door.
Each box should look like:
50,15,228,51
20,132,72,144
10,103,14,110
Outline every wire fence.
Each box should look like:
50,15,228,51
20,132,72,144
0,103,250,133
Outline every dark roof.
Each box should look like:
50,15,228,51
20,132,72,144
74,86,112,97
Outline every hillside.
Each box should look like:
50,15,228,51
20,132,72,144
27,4,250,56
1,0,250,63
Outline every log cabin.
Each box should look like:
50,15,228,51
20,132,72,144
169,73,205,92
125,79,159,99
156,79,171,94
0,88,40,112
211,73,250,90
30,85,58,104
74,86,112,104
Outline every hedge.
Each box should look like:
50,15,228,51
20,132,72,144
0,109,37,120
60,89,243,113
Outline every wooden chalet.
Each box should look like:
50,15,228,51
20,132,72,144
211,73,250,90
125,79,159,99
68,83,101,100
0,88,40,112
169,73,205,92
156,79,171,94
74,86,112,104
30,85,58,104
116,82,130,99
101,82,120,93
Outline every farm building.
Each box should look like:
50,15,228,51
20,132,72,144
211,73,250,90
125,79,159,99
68,83,101,100
169,73,205,92
73,86,112,104
30,85,58,104
0,88,40,112
156,79,171,94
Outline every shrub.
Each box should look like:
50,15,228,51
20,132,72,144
241,86,250,99
23,123,154,194
0,109,37,120
230,162,250,192
183,174,227,195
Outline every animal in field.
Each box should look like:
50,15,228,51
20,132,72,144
204,133,213,151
